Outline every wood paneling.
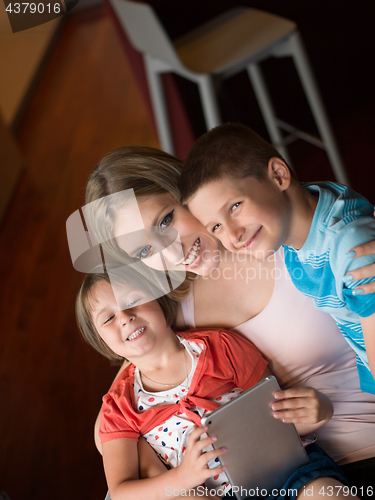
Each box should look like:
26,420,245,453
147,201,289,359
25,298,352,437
0,113,24,224
0,6,157,500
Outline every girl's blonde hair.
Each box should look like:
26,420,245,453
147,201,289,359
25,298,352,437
85,146,193,301
76,269,178,364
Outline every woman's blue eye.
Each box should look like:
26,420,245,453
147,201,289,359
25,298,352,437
160,210,174,230
134,210,174,259
137,245,152,260
231,202,241,212
212,223,221,233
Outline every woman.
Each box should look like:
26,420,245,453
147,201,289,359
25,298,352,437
86,146,375,491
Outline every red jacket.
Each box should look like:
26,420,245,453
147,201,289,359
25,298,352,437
100,329,268,442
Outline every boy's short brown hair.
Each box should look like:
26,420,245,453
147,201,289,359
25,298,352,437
180,123,296,204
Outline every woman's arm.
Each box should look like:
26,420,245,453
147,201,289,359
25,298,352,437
94,412,102,454
103,427,227,500
348,240,375,295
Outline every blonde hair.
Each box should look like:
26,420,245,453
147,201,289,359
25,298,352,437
85,146,193,301
86,146,182,203
76,269,178,364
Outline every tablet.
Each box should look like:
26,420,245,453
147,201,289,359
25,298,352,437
201,376,309,500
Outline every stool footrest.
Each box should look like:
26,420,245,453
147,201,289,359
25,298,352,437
275,119,325,149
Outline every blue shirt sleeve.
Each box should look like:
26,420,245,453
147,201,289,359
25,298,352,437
332,216,375,317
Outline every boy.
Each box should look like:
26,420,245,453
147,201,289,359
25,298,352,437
179,123,375,395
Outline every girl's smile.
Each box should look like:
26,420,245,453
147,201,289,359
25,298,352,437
91,281,171,361
89,279,193,390
126,326,146,342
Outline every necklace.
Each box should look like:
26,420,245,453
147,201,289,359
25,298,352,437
140,346,189,388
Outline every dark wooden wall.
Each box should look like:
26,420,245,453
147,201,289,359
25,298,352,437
0,7,158,500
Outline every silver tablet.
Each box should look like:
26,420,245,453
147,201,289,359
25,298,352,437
201,376,309,500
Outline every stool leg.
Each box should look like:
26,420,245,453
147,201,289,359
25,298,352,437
197,75,222,131
144,55,175,155
247,63,292,165
288,33,349,185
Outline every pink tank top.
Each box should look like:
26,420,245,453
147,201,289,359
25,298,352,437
180,248,375,465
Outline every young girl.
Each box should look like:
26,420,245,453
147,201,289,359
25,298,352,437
76,269,356,500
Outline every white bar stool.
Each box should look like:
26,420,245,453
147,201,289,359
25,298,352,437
109,0,349,185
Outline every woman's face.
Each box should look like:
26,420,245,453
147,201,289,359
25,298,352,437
113,193,221,276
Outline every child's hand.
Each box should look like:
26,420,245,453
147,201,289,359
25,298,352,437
347,239,375,295
175,425,227,490
271,387,333,433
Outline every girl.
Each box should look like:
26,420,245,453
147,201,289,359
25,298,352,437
76,269,355,500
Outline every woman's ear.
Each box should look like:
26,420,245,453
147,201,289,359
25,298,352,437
267,157,292,191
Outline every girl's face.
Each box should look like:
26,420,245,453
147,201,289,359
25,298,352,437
91,281,171,361
113,193,221,276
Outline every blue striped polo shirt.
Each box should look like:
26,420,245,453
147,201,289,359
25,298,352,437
284,181,375,394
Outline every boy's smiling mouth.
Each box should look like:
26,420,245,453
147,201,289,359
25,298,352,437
241,227,262,251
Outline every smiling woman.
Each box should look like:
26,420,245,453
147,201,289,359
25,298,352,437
86,146,223,277
85,145,375,492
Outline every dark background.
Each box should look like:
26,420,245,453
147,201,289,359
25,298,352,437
118,0,375,199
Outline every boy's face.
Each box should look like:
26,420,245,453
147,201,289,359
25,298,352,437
187,169,291,260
